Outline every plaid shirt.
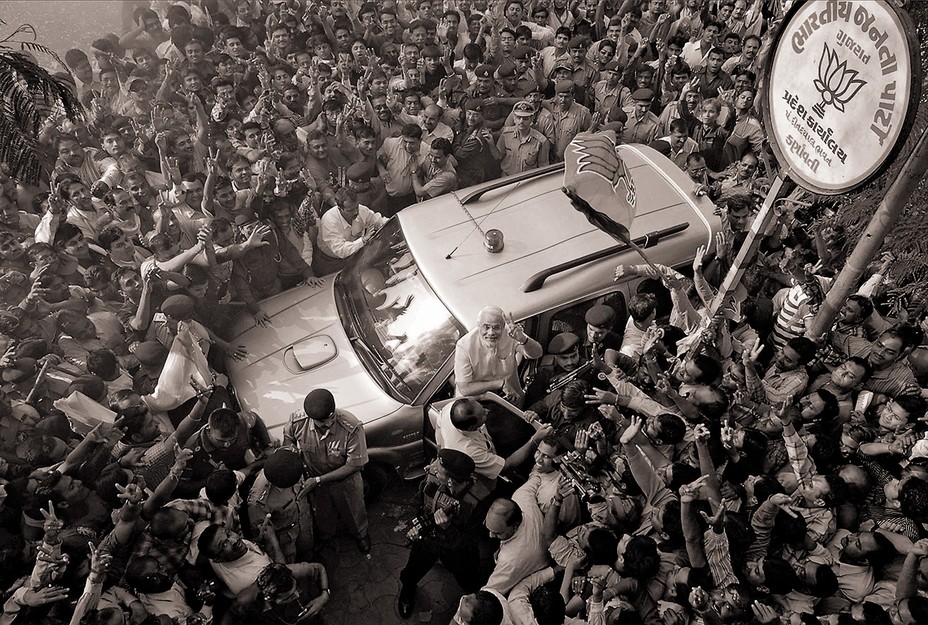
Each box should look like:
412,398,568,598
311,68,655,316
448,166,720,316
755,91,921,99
132,498,214,575
859,456,922,541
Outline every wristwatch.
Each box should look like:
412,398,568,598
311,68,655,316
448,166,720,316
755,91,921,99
315,476,322,486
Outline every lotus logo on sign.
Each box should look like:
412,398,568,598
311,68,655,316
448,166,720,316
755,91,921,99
763,0,919,195
812,42,867,117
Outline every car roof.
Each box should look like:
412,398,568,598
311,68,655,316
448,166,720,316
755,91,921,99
399,144,720,326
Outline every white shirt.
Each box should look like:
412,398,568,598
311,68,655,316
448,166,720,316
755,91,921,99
316,204,388,259
210,540,272,596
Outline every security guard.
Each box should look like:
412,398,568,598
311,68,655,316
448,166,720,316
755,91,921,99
581,304,623,363
247,448,314,563
463,64,511,134
524,332,582,406
496,101,550,176
283,389,371,557
397,449,490,618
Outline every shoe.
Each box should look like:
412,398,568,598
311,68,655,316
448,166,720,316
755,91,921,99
357,535,372,558
398,584,416,618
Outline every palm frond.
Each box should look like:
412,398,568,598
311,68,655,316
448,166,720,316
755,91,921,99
0,38,83,184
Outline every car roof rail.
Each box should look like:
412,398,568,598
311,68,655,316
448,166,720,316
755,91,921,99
459,163,564,204
520,222,690,293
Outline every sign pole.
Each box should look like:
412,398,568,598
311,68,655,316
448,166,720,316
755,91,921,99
707,171,790,317
806,128,928,339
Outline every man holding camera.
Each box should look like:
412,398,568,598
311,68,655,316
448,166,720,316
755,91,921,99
397,449,491,618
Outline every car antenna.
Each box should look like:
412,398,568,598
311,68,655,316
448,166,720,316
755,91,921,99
445,190,487,259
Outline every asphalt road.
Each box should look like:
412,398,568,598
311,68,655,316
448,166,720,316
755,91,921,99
320,476,462,625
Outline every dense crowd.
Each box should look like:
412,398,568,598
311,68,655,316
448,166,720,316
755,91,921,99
1,0,927,624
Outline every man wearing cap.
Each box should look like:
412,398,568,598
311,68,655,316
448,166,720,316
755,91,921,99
496,101,550,176
247,448,315,563
346,162,389,216
464,65,509,133
453,100,503,188
594,61,634,115
493,60,524,106
581,304,623,364
411,138,458,201
524,332,583,406
511,45,542,97
397,448,490,617
622,88,661,145
545,79,593,159
563,36,599,108
503,87,555,147
283,388,371,556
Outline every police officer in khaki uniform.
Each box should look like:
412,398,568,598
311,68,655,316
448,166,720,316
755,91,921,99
247,448,314,563
496,101,551,176
283,389,371,556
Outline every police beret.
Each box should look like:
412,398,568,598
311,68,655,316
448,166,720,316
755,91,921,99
438,448,476,481
607,106,629,124
264,449,304,488
464,99,484,112
555,79,576,94
346,162,371,183
548,332,580,355
513,45,534,60
568,36,588,49
134,341,168,366
474,64,495,78
631,88,655,102
161,294,195,319
585,304,616,327
304,388,336,420
497,60,517,79
604,60,622,72
552,59,574,73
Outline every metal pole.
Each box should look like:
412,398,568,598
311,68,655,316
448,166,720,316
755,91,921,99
806,128,928,339
708,171,791,316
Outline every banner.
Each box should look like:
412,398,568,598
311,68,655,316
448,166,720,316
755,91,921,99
563,131,638,237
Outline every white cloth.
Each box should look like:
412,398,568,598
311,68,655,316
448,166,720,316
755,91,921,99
437,402,506,481
485,487,550,595
210,540,272,596
316,204,387,259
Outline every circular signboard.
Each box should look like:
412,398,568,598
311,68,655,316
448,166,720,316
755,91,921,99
763,0,920,195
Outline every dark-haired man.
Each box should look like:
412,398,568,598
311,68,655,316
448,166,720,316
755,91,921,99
411,138,457,201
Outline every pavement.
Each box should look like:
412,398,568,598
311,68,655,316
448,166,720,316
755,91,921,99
316,478,462,625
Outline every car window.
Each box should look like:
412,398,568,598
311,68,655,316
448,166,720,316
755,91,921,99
334,219,466,403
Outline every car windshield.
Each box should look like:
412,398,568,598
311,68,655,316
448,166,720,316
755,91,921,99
334,219,464,403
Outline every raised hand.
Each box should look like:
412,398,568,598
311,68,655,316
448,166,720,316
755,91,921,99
40,500,63,540
699,505,726,529
693,244,707,273
742,339,764,365
619,415,644,445
679,476,708,503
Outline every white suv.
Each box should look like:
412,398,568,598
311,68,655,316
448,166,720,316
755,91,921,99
226,144,719,495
